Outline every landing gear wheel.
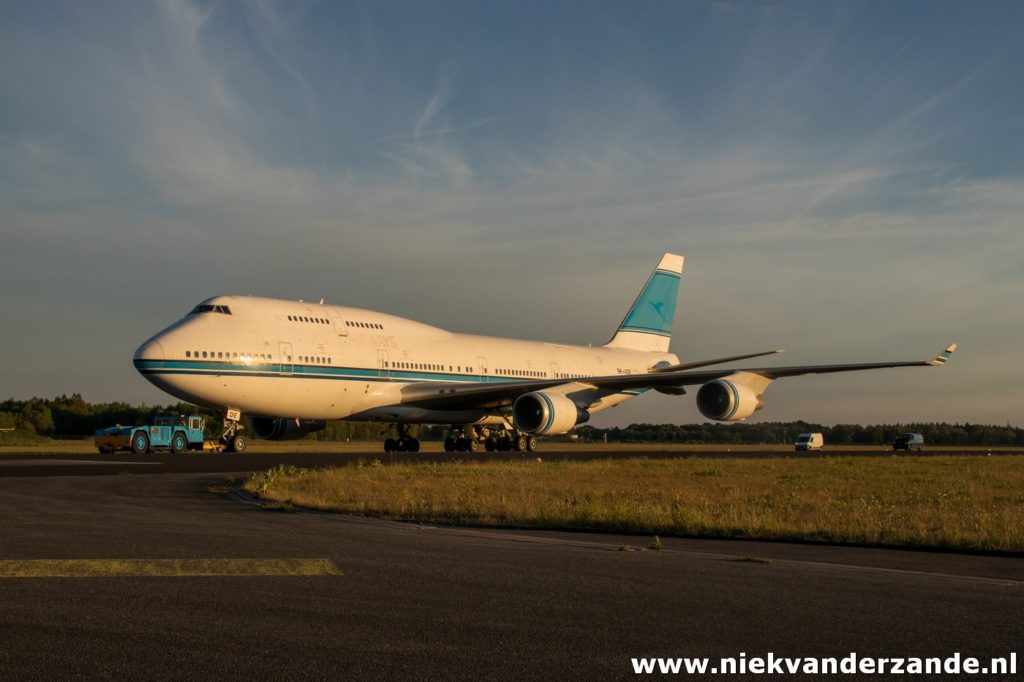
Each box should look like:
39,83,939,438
485,438,496,452
384,438,396,453
408,438,420,453
170,433,187,454
456,437,468,452
444,437,456,452
132,431,150,455
514,434,528,452
526,436,538,452
396,438,408,452
467,438,479,452
225,435,246,453
498,436,511,452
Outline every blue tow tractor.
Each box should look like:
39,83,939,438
94,415,241,454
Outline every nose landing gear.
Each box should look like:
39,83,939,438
220,409,247,453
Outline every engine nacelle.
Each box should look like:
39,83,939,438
695,379,765,421
512,392,590,435
248,417,327,441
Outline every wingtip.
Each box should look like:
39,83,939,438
929,342,958,366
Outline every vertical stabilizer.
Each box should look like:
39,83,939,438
604,253,683,353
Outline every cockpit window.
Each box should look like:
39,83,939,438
189,304,232,315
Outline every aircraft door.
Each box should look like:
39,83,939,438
550,362,560,380
331,312,348,337
477,356,488,382
378,350,390,378
279,342,293,375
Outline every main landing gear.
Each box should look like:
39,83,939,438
220,410,247,453
383,425,420,453
443,426,538,453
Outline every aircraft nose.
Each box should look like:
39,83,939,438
134,339,165,362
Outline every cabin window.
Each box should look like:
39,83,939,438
185,351,191,358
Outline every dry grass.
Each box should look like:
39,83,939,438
245,456,1024,552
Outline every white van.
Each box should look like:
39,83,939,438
795,433,824,451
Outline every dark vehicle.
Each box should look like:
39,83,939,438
892,432,925,452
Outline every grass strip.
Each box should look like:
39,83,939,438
0,558,341,578
246,456,1024,553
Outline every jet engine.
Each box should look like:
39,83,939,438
248,417,327,441
512,392,590,435
695,378,765,422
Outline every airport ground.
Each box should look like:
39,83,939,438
0,449,1021,679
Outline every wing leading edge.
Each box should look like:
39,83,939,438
399,343,958,412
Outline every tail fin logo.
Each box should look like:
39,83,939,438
618,268,680,337
650,300,671,325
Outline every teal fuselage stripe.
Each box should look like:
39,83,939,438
134,360,651,400
135,359,507,384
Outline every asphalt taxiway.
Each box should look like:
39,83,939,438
0,453,1021,679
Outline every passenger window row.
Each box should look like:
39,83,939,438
496,368,545,378
298,356,332,365
346,320,383,330
288,315,329,324
186,351,270,361
384,362,475,373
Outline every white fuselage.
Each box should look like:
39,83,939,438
134,296,678,425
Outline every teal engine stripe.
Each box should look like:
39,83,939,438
539,392,556,433
722,380,741,420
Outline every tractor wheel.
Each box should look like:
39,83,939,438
171,433,187,454
132,431,150,455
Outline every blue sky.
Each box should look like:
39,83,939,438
1,1,1022,426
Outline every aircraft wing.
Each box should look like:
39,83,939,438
399,343,957,411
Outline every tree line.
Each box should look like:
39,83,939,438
1,395,1020,446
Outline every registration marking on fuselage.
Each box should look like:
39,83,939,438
0,558,342,578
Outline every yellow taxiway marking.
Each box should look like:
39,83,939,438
0,558,341,578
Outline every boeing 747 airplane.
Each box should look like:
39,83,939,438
134,253,956,453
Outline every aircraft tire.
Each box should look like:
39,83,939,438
384,438,396,453
526,436,538,452
230,435,246,453
514,434,527,452
408,438,420,452
443,438,455,452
